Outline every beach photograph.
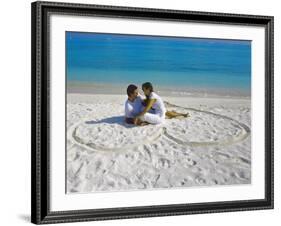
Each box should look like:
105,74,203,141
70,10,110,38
66,31,251,194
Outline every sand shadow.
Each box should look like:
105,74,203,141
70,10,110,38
85,115,134,128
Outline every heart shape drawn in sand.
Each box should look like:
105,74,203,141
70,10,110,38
68,104,250,152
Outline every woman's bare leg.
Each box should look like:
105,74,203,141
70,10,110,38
165,110,190,119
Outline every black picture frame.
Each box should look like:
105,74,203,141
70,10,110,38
31,1,274,224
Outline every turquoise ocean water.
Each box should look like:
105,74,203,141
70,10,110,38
66,32,251,97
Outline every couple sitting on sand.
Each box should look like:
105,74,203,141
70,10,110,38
125,82,189,126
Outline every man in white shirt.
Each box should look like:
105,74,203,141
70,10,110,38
124,84,144,124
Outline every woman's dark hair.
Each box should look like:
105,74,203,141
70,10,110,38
142,82,154,99
142,82,153,92
127,84,138,96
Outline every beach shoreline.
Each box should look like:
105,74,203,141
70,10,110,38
67,81,251,99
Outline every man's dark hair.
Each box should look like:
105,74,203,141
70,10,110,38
127,84,138,96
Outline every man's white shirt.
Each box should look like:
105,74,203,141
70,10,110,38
124,95,144,118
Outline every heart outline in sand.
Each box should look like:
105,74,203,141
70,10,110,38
67,103,250,152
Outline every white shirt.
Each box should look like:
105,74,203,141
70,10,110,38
124,95,143,118
149,92,166,116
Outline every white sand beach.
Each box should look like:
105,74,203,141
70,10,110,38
66,93,251,194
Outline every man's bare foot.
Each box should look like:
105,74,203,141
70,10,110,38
133,117,148,126
133,117,139,125
139,122,149,126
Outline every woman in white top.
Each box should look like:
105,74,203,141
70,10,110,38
135,82,189,125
